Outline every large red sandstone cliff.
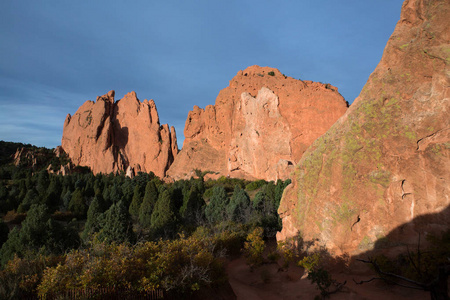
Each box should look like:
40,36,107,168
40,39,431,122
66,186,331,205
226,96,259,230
61,90,178,178
278,0,450,256
167,66,348,181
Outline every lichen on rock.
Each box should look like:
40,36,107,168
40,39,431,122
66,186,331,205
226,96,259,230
277,0,450,256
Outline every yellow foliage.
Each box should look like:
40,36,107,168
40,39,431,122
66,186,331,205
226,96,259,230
37,235,226,296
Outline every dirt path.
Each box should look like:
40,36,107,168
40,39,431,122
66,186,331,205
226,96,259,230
226,258,429,300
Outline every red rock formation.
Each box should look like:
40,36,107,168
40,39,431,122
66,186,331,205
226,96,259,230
278,0,450,256
167,66,348,181
61,90,178,178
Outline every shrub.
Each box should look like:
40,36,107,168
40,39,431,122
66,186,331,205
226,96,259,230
268,71,275,76
245,180,266,191
38,235,227,296
243,227,265,268
0,254,62,299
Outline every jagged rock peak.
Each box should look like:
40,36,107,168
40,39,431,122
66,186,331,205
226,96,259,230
167,65,348,181
61,90,177,178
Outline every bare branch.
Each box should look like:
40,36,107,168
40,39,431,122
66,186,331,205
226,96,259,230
356,258,427,289
353,277,426,290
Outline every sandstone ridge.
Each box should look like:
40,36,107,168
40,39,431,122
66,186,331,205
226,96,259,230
167,65,348,181
277,0,450,256
61,90,178,178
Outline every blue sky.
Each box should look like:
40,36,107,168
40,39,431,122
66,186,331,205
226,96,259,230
0,1,404,149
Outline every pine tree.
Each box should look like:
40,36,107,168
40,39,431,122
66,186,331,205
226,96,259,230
0,204,80,266
180,181,205,225
150,190,177,238
82,196,107,240
205,185,228,224
129,185,143,218
44,177,62,211
35,170,49,198
17,188,39,213
121,178,134,207
139,180,158,227
62,189,72,211
275,179,291,207
109,183,123,204
98,200,135,244
227,185,251,223
68,188,87,217
252,187,279,236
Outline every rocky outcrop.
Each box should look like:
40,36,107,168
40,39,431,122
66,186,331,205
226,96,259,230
61,91,178,178
14,147,51,169
277,0,450,256
167,66,348,181
14,147,36,167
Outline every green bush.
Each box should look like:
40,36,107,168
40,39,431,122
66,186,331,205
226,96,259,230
245,180,266,191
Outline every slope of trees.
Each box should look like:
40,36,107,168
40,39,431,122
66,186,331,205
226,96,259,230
0,141,292,298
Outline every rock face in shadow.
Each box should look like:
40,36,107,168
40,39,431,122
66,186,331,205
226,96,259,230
61,90,178,178
277,0,450,256
167,65,348,181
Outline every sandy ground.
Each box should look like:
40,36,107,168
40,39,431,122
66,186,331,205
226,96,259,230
226,257,429,300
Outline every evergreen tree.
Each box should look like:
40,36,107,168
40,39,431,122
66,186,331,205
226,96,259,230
180,181,205,225
93,178,103,197
121,178,134,207
102,184,111,206
139,180,158,227
17,179,26,203
62,189,72,211
150,190,177,238
227,185,251,223
109,183,123,204
205,186,228,224
19,204,51,249
44,177,62,211
253,186,275,216
46,218,80,253
275,179,291,207
134,172,151,189
17,188,39,213
0,204,80,266
68,188,87,217
97,200,135,244
82,195,107,240
252,187,280,236
169,180,184,216
0,227,20,266
128,185,142,218
35,170,49,198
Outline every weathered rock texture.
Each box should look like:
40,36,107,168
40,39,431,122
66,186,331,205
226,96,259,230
167,66,348,181
278,0,450,256
62,91,178,178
